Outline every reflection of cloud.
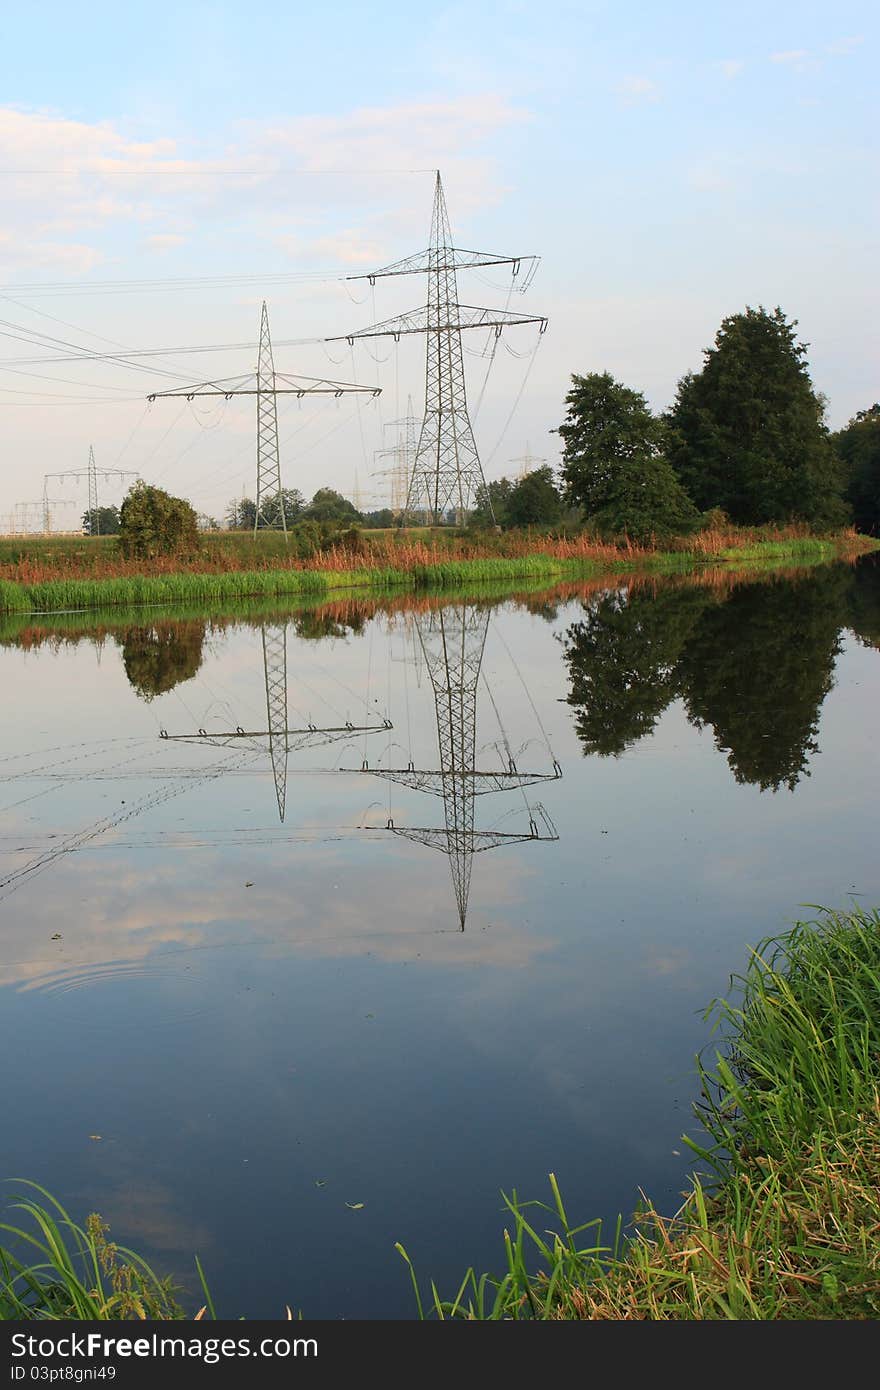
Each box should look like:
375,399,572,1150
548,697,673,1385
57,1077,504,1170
0,838,554,993
96,1177,213,1255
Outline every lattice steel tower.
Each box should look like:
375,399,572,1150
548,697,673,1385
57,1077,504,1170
331,173,547,525
147,302,379,537
348,604,560,928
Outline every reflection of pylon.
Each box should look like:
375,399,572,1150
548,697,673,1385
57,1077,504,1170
330,172,547,525
159,622,391,822
349,605,560,929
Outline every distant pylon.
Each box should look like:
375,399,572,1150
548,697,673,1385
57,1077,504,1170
146,303,380,538
509,442,546,481
373,396,418,518
330,172,547,526
255,302,284,535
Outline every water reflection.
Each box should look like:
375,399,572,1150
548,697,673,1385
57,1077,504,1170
348,604,561,928
118,621,207,702
157,620,391,821
561,564,856,790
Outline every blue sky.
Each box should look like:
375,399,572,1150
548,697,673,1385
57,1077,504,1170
0,0,876,523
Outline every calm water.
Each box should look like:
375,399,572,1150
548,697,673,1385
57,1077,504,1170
1,557,878,1317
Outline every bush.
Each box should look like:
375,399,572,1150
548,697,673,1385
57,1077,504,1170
118,483,200,560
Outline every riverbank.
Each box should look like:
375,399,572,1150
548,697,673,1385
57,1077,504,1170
1,530,876,616
2,905,878,1319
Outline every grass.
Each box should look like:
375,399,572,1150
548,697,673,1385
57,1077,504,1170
399,905,880,1319
0,1183,185,1319
0,527,876,616
2,906,879,1320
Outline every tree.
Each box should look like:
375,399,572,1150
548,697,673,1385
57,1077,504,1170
304,488,361,523
225,489,304,530
557,372,698,540
667,306,849,526
119,482,200,559
472,477,513,527
833,404,880,535
81,506,120,536
118,621,206,700
506,466,563,526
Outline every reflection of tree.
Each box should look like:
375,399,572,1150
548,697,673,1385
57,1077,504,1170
118,621,206,701
292,611,366,641
847,555,880,651
560,587,712,755
562,567,852,791
679,568,848,790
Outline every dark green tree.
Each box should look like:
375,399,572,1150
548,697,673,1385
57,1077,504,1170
560,585,713,756
471,477,514,527
833,404,880,535
557,372,698,540
118,621,206,700
304,488,362,523
506,466,563,526
225,489,304,530
81,506,120,535
679,567,848,790
119,482,200,559
667,306,849,526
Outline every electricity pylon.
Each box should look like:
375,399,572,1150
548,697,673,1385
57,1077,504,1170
158,621,392,822
348,604,560,929
146,302,380,536
372,397,418,518
44,447,140,535
329,172,547,526
509,442,547,480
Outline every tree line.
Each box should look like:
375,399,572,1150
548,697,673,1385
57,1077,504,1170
554,306,878,539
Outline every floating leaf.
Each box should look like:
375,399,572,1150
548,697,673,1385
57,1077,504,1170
345,1202,365,1210
88,1135,102,1141
314,1179,327,1187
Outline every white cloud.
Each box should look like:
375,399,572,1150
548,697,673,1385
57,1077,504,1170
826,36,864,56
771,49,809,64
145,233,186,251
717,59,744,80
616,76,661,104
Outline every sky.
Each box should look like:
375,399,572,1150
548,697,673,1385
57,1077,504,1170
0,0,876,526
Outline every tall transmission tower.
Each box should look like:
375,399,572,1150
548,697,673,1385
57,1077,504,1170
348,603,560,929
157,620,392,822
330,173,547,526
44,447,140,536
147,302,380,536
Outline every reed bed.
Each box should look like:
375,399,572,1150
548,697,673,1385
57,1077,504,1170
1,530,874,617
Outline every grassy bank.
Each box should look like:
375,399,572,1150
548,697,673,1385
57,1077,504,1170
2,905,879,1319
1,531,876,617
402,904,880,1319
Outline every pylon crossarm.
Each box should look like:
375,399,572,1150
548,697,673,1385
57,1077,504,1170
385,825,559,852
347,248,539,281
328,304,547,343
147,373,379,401
159,720,392,744
346,766,562,795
